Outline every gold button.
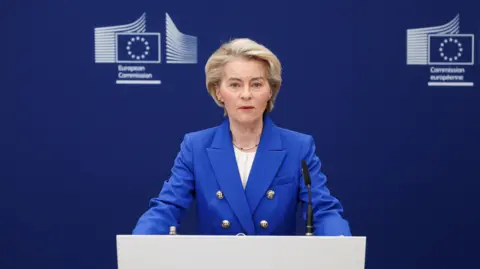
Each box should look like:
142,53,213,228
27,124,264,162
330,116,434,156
260,220,268,229
266,190,275,199
216,190,224,199
221,220,230,229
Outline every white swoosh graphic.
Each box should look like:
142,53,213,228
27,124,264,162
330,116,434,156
406,14,459,65
94,13,147,63
165,13,197,64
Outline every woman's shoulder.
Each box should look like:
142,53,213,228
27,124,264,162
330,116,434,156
185,125,218,138
182,125,219,147
275,125,313,144
274,126,317,157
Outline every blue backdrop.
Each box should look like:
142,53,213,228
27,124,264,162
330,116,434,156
8,0,480,268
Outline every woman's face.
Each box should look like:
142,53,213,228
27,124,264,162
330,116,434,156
216,57,272,125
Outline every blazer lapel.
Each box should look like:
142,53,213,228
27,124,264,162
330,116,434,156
206,118,255,235
245,116,286,214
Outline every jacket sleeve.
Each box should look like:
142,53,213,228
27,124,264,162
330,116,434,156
132,134,195,234
299,135,352,236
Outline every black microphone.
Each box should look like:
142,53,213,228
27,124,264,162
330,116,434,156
301,160,313,236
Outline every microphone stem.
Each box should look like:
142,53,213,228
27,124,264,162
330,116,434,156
306,184,313,236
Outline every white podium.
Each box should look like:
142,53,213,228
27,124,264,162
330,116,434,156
116,235,366,269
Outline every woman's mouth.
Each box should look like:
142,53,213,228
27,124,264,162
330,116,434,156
239,106,254,110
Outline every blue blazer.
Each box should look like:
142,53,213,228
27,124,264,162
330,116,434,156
133,116,351,236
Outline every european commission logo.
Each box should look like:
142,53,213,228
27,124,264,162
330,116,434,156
94,13,197,85
116,34,161,63
406,14,476,87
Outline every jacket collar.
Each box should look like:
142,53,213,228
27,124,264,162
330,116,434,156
209,115,283,151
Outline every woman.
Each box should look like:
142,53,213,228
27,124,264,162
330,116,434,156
132,38,351,236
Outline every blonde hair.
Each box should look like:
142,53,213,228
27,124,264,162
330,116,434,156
205,38,282,113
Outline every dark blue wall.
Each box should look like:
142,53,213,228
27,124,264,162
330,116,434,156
8,0,480,268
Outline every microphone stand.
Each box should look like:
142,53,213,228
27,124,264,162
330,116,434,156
306,183,313,236
301,160,314,236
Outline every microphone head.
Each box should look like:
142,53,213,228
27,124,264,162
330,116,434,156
301,160,312,186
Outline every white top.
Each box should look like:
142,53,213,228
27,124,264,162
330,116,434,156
233,146,256,189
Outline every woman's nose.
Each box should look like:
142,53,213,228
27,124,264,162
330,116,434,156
239,86,253,99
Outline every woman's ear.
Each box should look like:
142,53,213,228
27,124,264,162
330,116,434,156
216,87,223,103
